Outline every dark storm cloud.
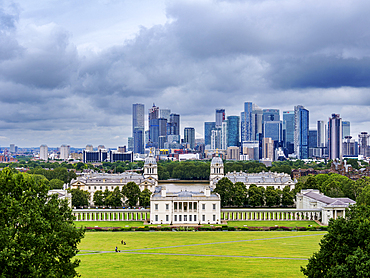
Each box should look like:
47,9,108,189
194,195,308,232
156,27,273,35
2,0,370,146
269,56,370,89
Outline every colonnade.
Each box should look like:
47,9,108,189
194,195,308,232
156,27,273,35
221,209,321,221
73,209,150,221
73,208,321,222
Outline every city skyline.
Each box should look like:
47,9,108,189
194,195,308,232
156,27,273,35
1,0,370,147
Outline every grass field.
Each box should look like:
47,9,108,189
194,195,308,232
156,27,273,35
74,220,321,228
77,231,325,277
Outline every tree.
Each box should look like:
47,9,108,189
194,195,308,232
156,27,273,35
70,188,90,208
265,186,280,207
302,204,370,277
248,185,264,207
282,186,294,206
0,168,84,277
356,185,370,205
106,187,123,208
233,182,248,207
214,177,234,207
93,190,104,207
49,178,64,189
122,182,140,207
139,189,152,207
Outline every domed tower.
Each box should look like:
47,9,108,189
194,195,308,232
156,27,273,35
144,153,158,186
210,156,224,188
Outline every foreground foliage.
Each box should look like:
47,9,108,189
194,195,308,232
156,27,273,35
301,204,370,277
0,168,85,277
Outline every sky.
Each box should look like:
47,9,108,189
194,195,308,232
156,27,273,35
1,0,370,148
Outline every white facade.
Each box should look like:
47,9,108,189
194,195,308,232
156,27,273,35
296,189,355,225
40,145,48,161
226,171,296,190
209,156,224,188
60,145,70,160
150,186,221,224
70,154,158,205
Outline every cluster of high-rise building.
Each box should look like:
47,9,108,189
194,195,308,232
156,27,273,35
5,101,370,164
126,101,370,163
130,103,195,154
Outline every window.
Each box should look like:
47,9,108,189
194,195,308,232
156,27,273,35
155,204,158,210
202,204,205,210
213,204,216,210
100,186,102,190
166,215,169,222
213,215,216,221
184,203,187,211
166,204,169,210
174,215,177,221
202,215,205,221
189,202,192,210
89,186,91,190
94,186,96,190
184,215,187,221
194,202,197,210
189,215,192,221
174,202,177,210
179,202,182,210
155,215,158,221
194,215,197,222
179,215,182,221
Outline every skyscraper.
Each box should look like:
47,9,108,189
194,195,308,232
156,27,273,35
221,121,227,150
358,132,370,157
148,104,160,145
204,122,216,147
262,109,280,122
215,109,225,128
328,114,342,160
251,105,263,140
227,116,240,147
184,127,195,149
168,113,180,136
40,145,48,161
283,111,295,154
132,103,144,153
241,102,253,142
342,121,350,139
263,121,282,143
160,109,171,121
128,137,134,152
317,120,327,148
294,105,309,159
309,130,318,149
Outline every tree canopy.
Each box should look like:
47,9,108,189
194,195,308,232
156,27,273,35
122,182,140,207
0,168,84,277
302,204,370,277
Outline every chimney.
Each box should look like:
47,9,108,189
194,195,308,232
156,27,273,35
161,186,166,197
205,186,210,197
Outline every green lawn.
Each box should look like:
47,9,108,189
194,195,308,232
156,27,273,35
74,220,320,228
77,231,325,277
74,221,145,228
227,220,320,227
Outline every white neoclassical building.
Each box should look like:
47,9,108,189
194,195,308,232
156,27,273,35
150,186,221,225
70,154,158,205
209,156,224,188
296,189,356,225
226,171,296,191
209,155,296,190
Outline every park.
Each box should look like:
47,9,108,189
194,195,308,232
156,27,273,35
75,220,325,277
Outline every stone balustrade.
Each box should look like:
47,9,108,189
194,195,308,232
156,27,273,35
73,208,321,222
